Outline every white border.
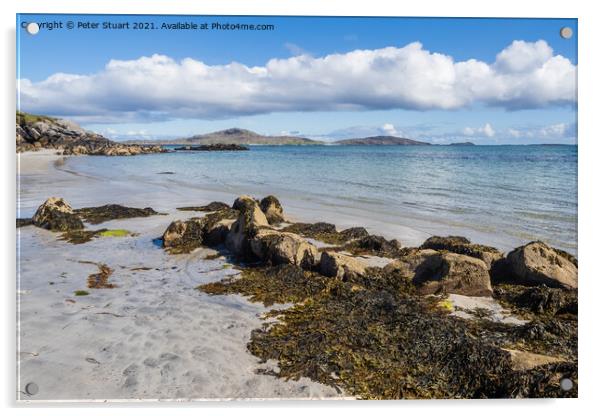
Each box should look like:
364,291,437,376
3,0,601,414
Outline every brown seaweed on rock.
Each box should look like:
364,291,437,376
247,279,576,399
282,222,369,245
176,201,231,212
75,204,160,224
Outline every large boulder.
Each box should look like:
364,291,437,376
259,195,285,225
250,229,320,269
31,197,84,231
384,249,441,279
420,236,503,268
226,195,270,258
162,218,205,253
319,251,367,280
413,252,492,296
505,241,577,289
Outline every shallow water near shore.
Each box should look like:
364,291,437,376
60,144,577,255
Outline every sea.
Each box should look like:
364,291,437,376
63,144,578,255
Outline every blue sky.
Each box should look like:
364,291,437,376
17,14,577,144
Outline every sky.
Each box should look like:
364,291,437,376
17,14,577,144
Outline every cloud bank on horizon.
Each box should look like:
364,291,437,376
18,40,576,124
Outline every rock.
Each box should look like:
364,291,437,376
384,249,441,278
16,218,33,227
319,251,367,280
420,235,503,268
226,196,270,258
162,208,238,252
259,195,285,224
502,348,565,371
173,144,249,151
31,197,84,231
162,218,205,253
345,235,402,257
506,241,577,289
250,229,320,269
339,227,369,241
202,209,239,246
405,252,492,296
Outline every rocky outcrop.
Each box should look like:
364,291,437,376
173,144,249,151
162,208,238,253
420,236,503,268
343,235,402,257
259,195,285,225
414,252,492,296
250,229,320,269
226,196,270,258
31,197,84,231
505,241,577,289
16,111,165,156
319,251,367,280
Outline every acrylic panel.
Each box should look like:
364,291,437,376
16,14,578,401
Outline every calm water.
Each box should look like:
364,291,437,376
66,145,578,254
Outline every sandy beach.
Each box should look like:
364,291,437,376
17,152,343,400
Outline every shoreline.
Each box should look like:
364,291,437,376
19,151,576,256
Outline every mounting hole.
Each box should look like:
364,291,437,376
560,378,573,391
26,22,40,35
560,27,573,39
25,382,39,395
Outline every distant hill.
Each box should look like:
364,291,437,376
127,128,322,145
334,135,430,146
448,141,476,146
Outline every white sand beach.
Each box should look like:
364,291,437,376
17,152,344,401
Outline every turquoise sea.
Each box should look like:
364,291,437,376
65,144,578,255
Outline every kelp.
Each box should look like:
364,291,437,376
87,263,115,289
282,222,368,245
201,263,577,399
74,204,160,224
494,284,578,317
199,264,330,307
248,280,576,399
177,201,231,212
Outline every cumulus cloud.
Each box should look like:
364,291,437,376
18,40,576,122
506,122,576,139
462,123,496,137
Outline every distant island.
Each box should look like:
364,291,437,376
448,141,476,146
128,128,321,146
334,136,430,146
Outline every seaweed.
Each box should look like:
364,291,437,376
494,284,577,317
199,264,330,307
281,222,369,245
74,204,160,224
16,218,33,227
74,290,89,296
59,228,132,244
177,202,230,212
341,235,404,258
247,279,576,399
87,263,115,289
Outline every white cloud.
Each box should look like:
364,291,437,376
380,123,398,136
18,40,576,122
463,123,495,137
504,122,576,139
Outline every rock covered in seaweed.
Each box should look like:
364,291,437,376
319,251,367,280
259,195,285,225
31,197,84,231
505,241,577,289
250,229,320,269
416,252,492,297
420,235,503,268
74,204,159,224
177,201,230,212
